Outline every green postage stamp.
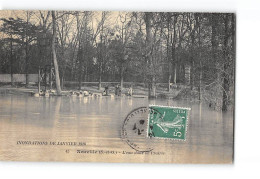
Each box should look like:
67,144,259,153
147,105,191,140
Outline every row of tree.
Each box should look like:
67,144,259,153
0,11,235,110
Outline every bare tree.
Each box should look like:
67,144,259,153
114,12,133,89
144,12,156,98
24,11,33,87
56,11,75,89
96,12,110,90
51,11,62,94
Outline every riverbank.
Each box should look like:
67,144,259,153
0,85,234,111
0,84,185,99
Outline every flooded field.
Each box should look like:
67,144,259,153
0,95,234,163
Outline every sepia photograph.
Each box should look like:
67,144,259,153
0,10,235,163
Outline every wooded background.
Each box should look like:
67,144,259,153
0,11,235,111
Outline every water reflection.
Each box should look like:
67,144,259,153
0,95,233,163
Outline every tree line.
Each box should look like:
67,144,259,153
0,11,235,111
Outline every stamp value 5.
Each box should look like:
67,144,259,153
147,105,190,140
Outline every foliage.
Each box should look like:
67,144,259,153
0,11,235,110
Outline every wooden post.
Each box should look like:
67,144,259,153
38,67,41,93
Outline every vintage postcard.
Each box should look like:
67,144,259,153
0,10,235,163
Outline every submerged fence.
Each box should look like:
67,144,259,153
0,74,182,89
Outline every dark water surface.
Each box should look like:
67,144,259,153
0,95,233,163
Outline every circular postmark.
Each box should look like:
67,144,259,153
121,107,154,152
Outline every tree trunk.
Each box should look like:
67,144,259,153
229,14,235,109
211,14,221,108
60,49,65,90
51,11,62,95
151,76,156,97
120,65,123,89
98,22,104,91
190,31,195,89
199,64,202,100
25,41,29,87
38,66,41,93
98,52,102,90
84,65,88,82
168,66,172,91
198,20,202,101
211,14,219,80
173,64,177,84
145,12,156,98
166,13,172,92
98,74,102,90
222,14,230,111
171,16,177,85
10,36,14,87
78,46,83,90
98,50,102,90
25,12,29,88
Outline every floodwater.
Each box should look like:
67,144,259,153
0,94,234,163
